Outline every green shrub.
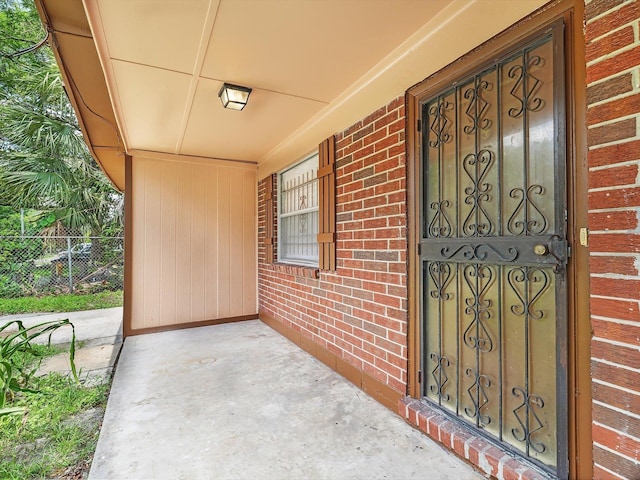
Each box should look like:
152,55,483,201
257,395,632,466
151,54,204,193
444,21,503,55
0,319,76,418
0,277,23,299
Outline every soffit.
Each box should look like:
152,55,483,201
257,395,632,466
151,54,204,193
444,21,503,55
38,0,550,186
36,0,124,190
83,0,450,161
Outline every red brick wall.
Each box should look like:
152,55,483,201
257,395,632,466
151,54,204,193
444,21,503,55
586,0,640,478
258,96,408,394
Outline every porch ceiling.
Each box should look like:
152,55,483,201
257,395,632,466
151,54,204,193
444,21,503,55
83,0,449,161
37,0,549,189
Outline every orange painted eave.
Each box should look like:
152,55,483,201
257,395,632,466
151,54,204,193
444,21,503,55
35,0,125,191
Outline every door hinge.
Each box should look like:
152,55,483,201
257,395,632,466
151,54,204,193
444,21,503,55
417,243,422,256
418,370,422,384
567,244,572,258
417,119,421,132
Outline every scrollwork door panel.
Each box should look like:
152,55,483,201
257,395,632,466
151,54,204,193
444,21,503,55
458,263,500,437
502,265,558,467
424,261,458,413
420,23,567,476
458,70,500,239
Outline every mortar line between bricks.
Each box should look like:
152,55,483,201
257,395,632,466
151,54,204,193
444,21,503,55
589,66,640,88
589,159,640,171
587,88,640,108
593,356,640,373
593,400,640,420
593,420,640,442
588,205,640,213
590,272,640,281
593,441,640,465
587,41,640,67
591,316,638,328
588,112,640,129
592,380,640,401
586,3,635,28
590,252,640,258
592,336,640,351
588,182,640,192
593,463,628,480
588,133,640,150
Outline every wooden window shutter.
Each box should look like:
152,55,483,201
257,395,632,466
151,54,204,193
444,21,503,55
264,173,275,264
317,136,336,270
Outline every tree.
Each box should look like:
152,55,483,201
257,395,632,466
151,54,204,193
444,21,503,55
0,0,123,240
0,0,48,94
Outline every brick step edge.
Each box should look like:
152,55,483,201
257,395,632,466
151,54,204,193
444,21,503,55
398,397,554,480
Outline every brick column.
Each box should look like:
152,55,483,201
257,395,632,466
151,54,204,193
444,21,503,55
585,1,640,478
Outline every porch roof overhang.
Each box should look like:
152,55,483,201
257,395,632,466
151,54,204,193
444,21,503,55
36,0,548,191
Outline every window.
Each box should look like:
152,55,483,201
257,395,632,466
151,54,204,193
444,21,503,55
278,153,319,266
263,137,334,270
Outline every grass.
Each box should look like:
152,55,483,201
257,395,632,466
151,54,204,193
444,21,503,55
8,343,65,373
0,291,123,316
0,345,110,479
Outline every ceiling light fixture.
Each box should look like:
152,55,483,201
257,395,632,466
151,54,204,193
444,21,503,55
218,83,252,111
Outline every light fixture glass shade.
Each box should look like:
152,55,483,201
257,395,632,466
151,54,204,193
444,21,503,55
218,83,252,110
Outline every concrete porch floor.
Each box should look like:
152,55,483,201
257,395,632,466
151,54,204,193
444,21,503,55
89,320,483,480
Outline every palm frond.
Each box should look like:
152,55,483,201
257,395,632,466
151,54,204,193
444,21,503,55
0,4,123,236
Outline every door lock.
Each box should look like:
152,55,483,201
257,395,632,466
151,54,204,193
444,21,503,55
534,244,549,256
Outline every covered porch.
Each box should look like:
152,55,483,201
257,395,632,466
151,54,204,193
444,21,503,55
35,0,640,477
89,320,482,479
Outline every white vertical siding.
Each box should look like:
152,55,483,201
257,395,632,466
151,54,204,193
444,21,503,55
131,154,257,330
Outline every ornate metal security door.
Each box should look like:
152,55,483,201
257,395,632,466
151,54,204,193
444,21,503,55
420,24,567,476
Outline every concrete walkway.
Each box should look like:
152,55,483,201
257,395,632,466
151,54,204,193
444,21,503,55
1,307,123,383
90,320,483,480
0,306,122,347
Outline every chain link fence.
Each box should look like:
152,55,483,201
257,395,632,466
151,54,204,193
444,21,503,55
0,236,124,298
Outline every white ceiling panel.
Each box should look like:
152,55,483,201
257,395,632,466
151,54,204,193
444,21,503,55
201,0,449,102
96,0,214,74
111,60,193,151
179,78,325,160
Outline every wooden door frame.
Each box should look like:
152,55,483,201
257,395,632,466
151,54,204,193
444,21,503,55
405,1,591,478
123,153,133,338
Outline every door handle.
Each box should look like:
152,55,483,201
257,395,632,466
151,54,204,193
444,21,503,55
534,237,567,274
534,244,549,256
